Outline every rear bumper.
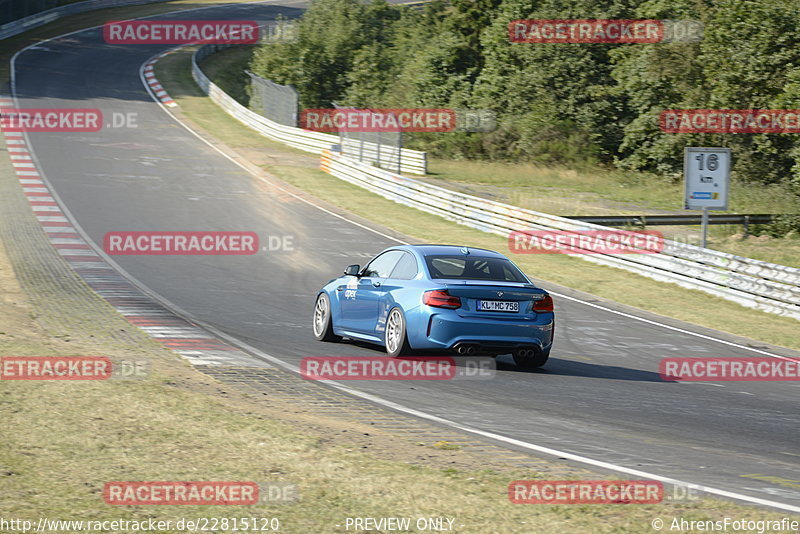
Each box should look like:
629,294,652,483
410,310,554,353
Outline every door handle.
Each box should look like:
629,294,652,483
372,281,381,287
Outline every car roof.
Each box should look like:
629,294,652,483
401,244,505,258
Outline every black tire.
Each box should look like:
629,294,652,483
312,293,341,342
384,307,410,358
513,348,550,370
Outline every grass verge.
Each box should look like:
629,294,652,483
425,160,800,267
426,159,800,216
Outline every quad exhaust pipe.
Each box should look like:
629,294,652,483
454,345,537,357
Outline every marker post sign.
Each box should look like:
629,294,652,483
683,147,731,247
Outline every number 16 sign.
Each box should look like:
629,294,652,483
684,147,731,210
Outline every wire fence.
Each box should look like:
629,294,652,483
192,44,428,174
247,71,298,127
332,104,403,174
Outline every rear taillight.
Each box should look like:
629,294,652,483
533,295,554,313
423,289,461,309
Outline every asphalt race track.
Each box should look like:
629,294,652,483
10,1,800,512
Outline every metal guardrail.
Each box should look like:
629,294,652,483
191,44,428,175
189,44,799,320
568,214,776,226
0,0,170,40
319,149,800,320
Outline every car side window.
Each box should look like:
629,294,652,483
362,250,404,278
388,252,419,280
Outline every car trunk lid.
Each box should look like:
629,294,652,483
440,281,549,318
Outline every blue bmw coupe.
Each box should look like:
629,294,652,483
313,245,555,369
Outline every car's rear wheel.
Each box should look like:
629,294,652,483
513,347,549,370
313,293,341,342
385,307,410,358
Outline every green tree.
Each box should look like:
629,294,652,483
248,0,800,198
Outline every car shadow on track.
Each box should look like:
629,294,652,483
340,340,665,382
498,356,664,382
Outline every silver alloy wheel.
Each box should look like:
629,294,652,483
386,308,403,353
313,294,328,337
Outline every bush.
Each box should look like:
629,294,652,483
754,214,800,238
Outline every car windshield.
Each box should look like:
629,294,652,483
424,255,528,283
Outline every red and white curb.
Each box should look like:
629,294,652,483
0,96,265,368
143,50,178,108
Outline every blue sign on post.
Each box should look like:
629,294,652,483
684,147,731,247
684,147,730,211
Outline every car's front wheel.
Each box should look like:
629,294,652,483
385,307,410,358
313,293,341,342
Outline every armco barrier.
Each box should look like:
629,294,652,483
191,44,427,175
320,149,800,320
188,44,798,320
0,0,171,40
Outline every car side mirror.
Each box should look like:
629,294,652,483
344,264,361,276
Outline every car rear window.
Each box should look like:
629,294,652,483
424,256,528,282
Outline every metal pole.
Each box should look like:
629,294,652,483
701,207,709,248
376,129,381,168
397,131,402,175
